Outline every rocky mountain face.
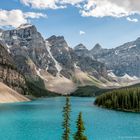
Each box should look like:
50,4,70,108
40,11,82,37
74,43,89,57
90,38,140,77
46,35,76,79
0,24,107,79
46,36,107,79
1,23,138,94
0,43,27,95
74,43,107,78
0,24,55,75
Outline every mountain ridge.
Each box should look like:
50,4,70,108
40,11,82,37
0,23,139,94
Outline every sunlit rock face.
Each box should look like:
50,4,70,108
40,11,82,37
0,24,57,75
90,39,140,77
0,24,110,94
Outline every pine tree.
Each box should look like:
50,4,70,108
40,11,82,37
62,96,71,140
74,112,88,140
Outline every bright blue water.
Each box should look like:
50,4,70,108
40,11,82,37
0,97,140,140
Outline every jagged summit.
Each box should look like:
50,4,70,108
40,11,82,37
47,35,64,40
17,23,34,29
47,35,65,43
91,43,102,51
46,35,68,48
74,43,90,57
74,43,88,51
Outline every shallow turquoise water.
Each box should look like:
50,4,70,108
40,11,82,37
0,97,140,140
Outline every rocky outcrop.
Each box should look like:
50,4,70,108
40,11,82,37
46,36,108,79
1,24,55,75
74,43,107,78
0,24,108,80
74,43,90,57
0,43,27,95
46,35,76,78
76,56,107,79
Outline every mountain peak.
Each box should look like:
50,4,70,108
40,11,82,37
91,43,102,53
46,35,68,48
17,23,34,30
74,43,87,51
47,35,64,41
93,43,102,50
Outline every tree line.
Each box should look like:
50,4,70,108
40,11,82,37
94,87,140,112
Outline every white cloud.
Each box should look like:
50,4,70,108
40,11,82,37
20,0,140,21
126,17,138,22
0,9,47,28
20,0,64,9
24,12,47,18
20,0,84,9
61,0,84,5
80,30,85,35
80,0,140,18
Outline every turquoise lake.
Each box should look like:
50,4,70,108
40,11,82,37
0,97,140,140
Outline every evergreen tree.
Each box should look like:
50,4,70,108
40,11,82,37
95,87,140,112
62,96,71,140
74,112,88,140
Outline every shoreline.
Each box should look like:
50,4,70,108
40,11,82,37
95,104,140,113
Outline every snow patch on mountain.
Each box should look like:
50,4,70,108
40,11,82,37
12,36,18,40
115,50,119,55
35,67,48,82
46,41,62,77
128,45,136,49
121,74,138,81
6,44,12,53
108,71,117,78
108,70,139,81
74,63,80,69
22,46,28,49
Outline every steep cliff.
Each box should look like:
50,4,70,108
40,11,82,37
0,43,27,95
1,24,135,94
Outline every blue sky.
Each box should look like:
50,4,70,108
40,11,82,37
0,0,140,49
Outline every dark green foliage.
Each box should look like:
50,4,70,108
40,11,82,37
74,112,88,140
95,87,140,112
25,76,59,97
71,86,111,97
62,96,71,140
71,83,140,97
